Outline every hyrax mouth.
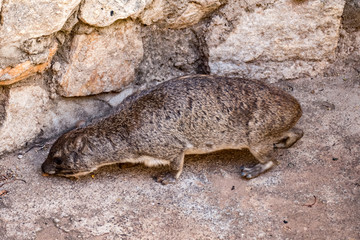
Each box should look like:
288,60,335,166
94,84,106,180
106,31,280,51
56,170,93,178
42,168,89,178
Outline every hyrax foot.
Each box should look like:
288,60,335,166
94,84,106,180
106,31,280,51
155,173,177,185
240,161,274,179
274,128,304,149
155,154,184,185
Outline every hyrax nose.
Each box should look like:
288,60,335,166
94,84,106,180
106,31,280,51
41,162,56,175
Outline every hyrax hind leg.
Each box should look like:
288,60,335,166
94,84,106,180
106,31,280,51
274,127,304,149
156,153,185,185
241,143,276,179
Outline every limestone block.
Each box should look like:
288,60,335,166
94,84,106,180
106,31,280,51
0,0,80,70
169,0,224,29
79,0,152,27
56,20,143,97
139,0,165,25
207,0,345,81
0,0,81,46
139,0,224,28
0,85,49,155
0,43,58,86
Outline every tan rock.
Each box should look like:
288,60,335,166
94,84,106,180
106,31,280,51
0,43,58,86
139,0,165,25
0,0,80,68
56,20,143,97
79,0,152,27
0,85,49,155
0,0,80,45
207,0,345,81
139,0,224,28
169,0,224,29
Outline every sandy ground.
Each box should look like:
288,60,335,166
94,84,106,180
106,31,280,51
0,75,359,240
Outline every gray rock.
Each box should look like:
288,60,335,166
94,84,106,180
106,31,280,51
0,0,80,68
139,0,225,29
342,0,360,31
0,84,49,154
206,0,345,81
0,0,80,46
55,20,143,97
0,87,8,127
135,26,210,85
79,0,152,27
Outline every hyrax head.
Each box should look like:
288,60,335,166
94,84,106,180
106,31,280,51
41,131,96,178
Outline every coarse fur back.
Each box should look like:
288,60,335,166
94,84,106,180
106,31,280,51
42,75,303,184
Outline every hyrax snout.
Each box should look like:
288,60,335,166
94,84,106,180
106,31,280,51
42,75,303,184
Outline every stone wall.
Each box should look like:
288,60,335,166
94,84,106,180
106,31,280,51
0,0,358,155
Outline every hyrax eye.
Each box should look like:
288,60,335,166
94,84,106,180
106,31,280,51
53,157,63,165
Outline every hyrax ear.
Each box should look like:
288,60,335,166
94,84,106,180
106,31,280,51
74,135,88,153
70,151,79,163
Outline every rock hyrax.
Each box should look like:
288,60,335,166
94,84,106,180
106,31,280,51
42,75,303,184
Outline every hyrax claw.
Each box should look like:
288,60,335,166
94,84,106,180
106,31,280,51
240,161,275,179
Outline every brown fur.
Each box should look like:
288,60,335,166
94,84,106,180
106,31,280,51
42,75,303,184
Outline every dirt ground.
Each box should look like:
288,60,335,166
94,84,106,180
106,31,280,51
0,74,359,240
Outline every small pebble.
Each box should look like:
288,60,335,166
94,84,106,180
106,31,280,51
283,220,288,224
17,154,23,159
287,162,295,168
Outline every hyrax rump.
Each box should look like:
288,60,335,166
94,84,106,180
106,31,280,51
42,75,303,184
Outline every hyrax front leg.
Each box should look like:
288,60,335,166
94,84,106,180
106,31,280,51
274,127,304,149
156,153,185,185
241,144,275,179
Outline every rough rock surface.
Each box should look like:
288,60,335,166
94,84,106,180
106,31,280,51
206,0,345,81
0,43,58,85
79,0,152,27
135,26,209,85
342,0,360,31
326,0,360,83
169,0,224,29
55,20,143,97
139,0,225,29
0,0,80,67
0,87,8,127
0,84,49,154
0,74,359,239
138,0,166,25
